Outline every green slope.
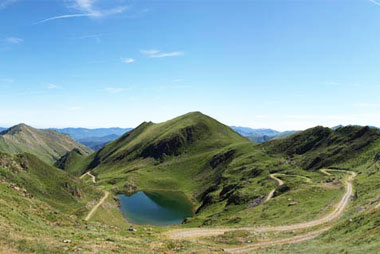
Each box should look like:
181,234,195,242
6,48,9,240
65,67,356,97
68,114,380,253
78,112,256,196
265,125,380,170
3,114,380,253
67,112,326,226
54,148,92,174
0,152,100,216
253,125,380,253
0,151,163,253
0,124,93,164
0,152,98,252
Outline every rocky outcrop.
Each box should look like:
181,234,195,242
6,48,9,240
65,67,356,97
247,195,265,208
274,184,291,197
210,150,235,169
122,182,138,195
0,153,29,173
350,126,370,140
63,182,81,198
141,127,196,160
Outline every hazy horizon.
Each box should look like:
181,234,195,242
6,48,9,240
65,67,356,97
1,0,380,130
0,113,373,132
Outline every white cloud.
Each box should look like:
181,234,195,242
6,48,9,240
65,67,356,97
122,58,135,64
0,0,18,9
105,87,127,94
72,0,127,16
151,52,184,58
140,49,184,58
46,83,60,89
6,37,23,44
36,0,128,24
75,0,94,12
140,49,160,55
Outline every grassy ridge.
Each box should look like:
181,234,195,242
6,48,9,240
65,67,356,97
0,152,100,216
65,112,362,228
0,124,92,164
265,125,380,170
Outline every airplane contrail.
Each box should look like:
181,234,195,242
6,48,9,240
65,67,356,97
368,0,380,7
35,13,94,24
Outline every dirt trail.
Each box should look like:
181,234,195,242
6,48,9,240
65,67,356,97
270,174,284,186
166,169,356,241
265,174,312,203
85,190,109,221
80,172,96,184
224,227,331,253
320,169,332,176
81,172,109,221
264,174,284,203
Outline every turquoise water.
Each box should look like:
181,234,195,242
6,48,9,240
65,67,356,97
118,191,194,226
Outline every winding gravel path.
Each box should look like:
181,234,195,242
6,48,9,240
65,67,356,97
166,169,356,247
224,227,331,253
264,174,284,203
85,190,109,221
80,172,96,184
80,172,110,221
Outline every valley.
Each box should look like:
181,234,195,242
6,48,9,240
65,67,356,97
1,112,380,253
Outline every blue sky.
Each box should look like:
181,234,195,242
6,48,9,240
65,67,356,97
0,0,380,130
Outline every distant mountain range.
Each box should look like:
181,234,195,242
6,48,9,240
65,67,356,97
51,127,132,140
230,126,298,143
51,127,133,150
77,134,121,151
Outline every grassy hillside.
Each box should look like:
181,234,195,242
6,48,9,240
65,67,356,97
78,112,255,197
66,114,380,253
265,125,380,170
0,151,181,253
3,114,380,253
0,149,234,253
0,152,100,214
65,112,347,228
0,124,92,164
55,148,91,173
